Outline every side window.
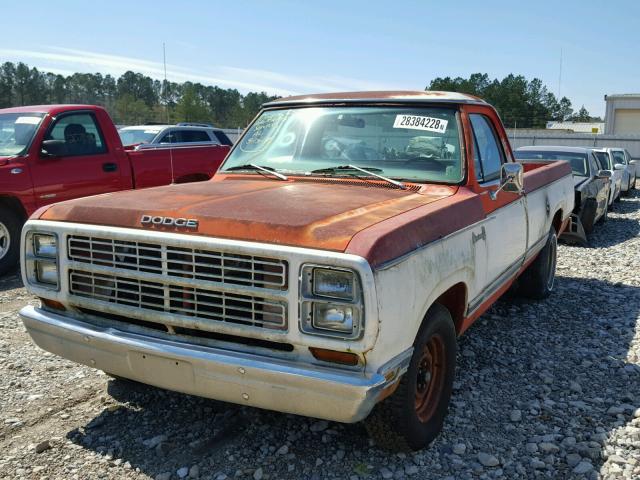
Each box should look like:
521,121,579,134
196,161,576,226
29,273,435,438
612,151,626,166
595,153,609,171
212,130,232,146
589,154,599,175
159,131,177,144
180,130,211,143
46,113,106,156
470,114,505,182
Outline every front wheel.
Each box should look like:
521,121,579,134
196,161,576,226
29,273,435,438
364,304,457,451
517,227,558,300
0,209,22,276
597,204,608,224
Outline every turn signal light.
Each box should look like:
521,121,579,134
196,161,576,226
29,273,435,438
41,298,66,311
309,347,359,366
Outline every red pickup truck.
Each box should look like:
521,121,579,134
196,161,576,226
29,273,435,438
0,104,230,274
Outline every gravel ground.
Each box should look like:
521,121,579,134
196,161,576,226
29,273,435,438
1,192,639,480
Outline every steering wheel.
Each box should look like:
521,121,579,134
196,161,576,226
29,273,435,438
322,138,345,159
404,156,442,169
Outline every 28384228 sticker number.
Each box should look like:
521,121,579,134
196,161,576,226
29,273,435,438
393,115,448,133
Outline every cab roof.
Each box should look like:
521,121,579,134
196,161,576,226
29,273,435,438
0,104,104,115
264,90,487,108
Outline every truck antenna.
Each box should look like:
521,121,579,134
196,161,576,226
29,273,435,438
163,42,175,184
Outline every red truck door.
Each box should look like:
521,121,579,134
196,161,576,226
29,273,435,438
30,111,129,206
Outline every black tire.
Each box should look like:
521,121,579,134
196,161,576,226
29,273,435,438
579,199,597,234
364,304,457,451
0,209,22,277
518,227,557,300
596,204,608,225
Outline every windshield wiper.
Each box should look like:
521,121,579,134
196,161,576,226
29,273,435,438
224,164,288,181
310,164,406,190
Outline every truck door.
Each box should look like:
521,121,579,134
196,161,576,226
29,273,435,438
468,113,527,291
30,111,127,206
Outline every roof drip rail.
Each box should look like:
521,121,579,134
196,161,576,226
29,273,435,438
177,122,216,128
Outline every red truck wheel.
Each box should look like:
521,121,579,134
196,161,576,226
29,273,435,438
365,304,457,451
0,210,21,276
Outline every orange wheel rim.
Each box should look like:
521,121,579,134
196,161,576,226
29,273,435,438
414,334,446,423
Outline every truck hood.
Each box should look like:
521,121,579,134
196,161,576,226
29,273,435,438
37,176,457,253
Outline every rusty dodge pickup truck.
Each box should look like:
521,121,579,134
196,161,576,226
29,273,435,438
19,91,573,450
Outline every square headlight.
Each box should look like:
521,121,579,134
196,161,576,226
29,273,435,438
33,234,57,258
312,303,355,333
300,265,363,340
35,260,58,286
25,231,59,290
312,268,354,300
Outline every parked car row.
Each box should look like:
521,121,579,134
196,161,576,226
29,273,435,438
514,145,637,245
0,105,231,275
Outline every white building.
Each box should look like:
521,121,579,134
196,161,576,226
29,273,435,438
604,94,640,135
545,121,604,133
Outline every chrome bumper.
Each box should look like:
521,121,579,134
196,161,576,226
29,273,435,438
20,306,408,423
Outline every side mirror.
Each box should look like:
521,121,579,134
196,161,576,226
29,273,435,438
614,163,625,171
597,170,612,179
41,139,67,157
630,159,638,165
490,163,523,200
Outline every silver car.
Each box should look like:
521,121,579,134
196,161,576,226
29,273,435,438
606,148,636,194
593,149,623,207
119,123,233,148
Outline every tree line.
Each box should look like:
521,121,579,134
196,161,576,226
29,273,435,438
428,73,599,128
0,62,277,128
0,62,598,129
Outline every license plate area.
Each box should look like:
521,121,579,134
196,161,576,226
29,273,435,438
127,351,195,390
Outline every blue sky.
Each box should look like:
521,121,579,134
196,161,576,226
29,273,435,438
1,0,638,116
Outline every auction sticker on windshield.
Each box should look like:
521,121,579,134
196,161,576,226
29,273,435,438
393,115,448,133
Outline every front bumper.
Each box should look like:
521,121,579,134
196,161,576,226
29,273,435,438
20,305,409,423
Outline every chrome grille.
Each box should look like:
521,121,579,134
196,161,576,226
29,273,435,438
67,235,287,289
69,270,287,329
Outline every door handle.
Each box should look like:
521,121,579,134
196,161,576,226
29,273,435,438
103,162,118,172
472,226,486,244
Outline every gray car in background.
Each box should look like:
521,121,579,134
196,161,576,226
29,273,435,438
119,123,233,148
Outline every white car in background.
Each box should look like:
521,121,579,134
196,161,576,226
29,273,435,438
606,148,636,194
593,149,623,207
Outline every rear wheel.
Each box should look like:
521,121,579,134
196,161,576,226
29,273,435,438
0,209,21,276
517,227,557,300
365,304,457,451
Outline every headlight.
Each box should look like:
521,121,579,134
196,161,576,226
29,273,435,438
33,234,57,258
312,268,354,300
300,265,363,339
36,260,58,285
25,231,59,290
312,303,355,333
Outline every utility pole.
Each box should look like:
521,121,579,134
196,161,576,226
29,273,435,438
558,48,563,99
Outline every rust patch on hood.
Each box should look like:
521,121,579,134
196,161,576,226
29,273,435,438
38,175,456,252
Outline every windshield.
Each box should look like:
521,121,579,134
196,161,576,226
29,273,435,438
222,106,463,183
119,128,160,146
0,113,44,156
514,150,589,177
594,151,612,170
